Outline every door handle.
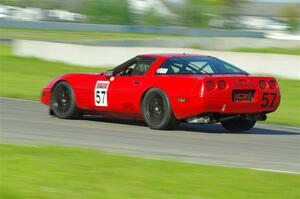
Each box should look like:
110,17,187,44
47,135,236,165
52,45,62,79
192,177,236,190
133,80,141,85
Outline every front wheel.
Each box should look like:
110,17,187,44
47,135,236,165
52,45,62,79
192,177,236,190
221,117,256,132
142,88,179,130
51,81,81,119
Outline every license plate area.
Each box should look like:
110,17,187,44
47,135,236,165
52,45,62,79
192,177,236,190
232,90,254,102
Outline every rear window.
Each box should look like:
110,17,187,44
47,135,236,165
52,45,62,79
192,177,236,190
156,57,248,75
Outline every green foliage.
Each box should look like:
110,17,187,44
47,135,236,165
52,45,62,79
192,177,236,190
81,0,131,24
0,0,131,24
280,4,300,33
287,19,299,33
0,0,248,27
139,9,168,26
183,0,211,27
280,4,300,19
0,0,78,11
1,144,300,199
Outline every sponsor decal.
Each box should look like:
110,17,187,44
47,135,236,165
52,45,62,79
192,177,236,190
95,81,110,106
157,68,168,74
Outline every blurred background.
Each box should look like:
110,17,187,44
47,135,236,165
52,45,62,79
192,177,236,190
0,1,300,198
0,0,299,124
0,0,299,32
0,0,299,125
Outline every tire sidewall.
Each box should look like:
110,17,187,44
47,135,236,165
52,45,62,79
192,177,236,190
51,81,78,119
142,88,174,129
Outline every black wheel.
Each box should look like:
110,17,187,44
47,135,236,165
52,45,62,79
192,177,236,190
51,81,80,119
221,117,256,132
142,88,179,130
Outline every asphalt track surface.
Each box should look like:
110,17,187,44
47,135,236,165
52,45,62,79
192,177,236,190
1,97,299,173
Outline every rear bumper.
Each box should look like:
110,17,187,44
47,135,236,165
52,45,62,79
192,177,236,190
200,95,280,114
171,93,280,120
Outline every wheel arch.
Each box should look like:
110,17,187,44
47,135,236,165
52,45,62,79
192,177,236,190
50,80,81,119
140,87,179,130
50,79,77,109
140,87,167,110
50,80,71,101
140,87,179,119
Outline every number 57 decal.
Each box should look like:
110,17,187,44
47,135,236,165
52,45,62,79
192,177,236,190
261,92,277,108
95,81,110,107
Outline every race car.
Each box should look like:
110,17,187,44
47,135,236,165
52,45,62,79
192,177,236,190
41,54,280,132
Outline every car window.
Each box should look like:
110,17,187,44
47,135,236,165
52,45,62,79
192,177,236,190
156,57,247,75
115,57,156,76
190,61,214,73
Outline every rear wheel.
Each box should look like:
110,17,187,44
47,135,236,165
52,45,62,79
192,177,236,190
221,117,256,132
51,81,81,119
142,88,179,130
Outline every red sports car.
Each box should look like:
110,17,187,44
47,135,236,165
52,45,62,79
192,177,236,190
41,54,280,132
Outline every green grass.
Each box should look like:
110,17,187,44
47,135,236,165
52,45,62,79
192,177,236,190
190,45,300,55
0,44,100,100
0,44,299,127
234,47,300,55
266,79,300,127
0,28,181,41
1,144,299,199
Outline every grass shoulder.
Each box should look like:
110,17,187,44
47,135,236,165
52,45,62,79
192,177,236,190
1,144,299,199
233,47,300,55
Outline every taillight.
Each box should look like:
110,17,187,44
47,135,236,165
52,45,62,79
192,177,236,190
217,80,226,90
259,80,267,90
269,80,277,89
206,80,215,90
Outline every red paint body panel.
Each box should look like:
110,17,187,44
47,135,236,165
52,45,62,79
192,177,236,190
41,54,281,121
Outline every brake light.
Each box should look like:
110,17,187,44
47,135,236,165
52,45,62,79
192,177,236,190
269,80,277,89
259,80,267,90
206,80,215,90
217,80,226,90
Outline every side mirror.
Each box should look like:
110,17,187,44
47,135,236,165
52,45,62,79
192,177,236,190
105,70,113,78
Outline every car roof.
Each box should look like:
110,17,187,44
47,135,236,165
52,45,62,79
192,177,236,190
139,53,211,59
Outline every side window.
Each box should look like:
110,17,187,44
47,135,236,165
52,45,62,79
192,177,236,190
190,61,214,73
224,63,242,73
156,58,199,75
115,60,138,76
157,59,184,75
131,58,156,76
115,57,155,76
157,58,215,75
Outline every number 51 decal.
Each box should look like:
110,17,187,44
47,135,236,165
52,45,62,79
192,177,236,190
95,81,110,107
261,92,277,108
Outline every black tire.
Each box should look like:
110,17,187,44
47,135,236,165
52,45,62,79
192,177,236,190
141,88,179,130
51,81,81,119
221,117,256,132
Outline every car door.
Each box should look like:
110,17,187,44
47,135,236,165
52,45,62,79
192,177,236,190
107,57,156,114
91,56,156,115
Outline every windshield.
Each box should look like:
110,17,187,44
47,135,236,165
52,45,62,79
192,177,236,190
156,56,248,75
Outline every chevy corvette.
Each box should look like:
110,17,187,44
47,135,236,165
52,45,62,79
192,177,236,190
41,54,280,132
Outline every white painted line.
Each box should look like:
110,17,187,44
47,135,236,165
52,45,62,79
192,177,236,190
251,168,300,175
0,97,38,103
